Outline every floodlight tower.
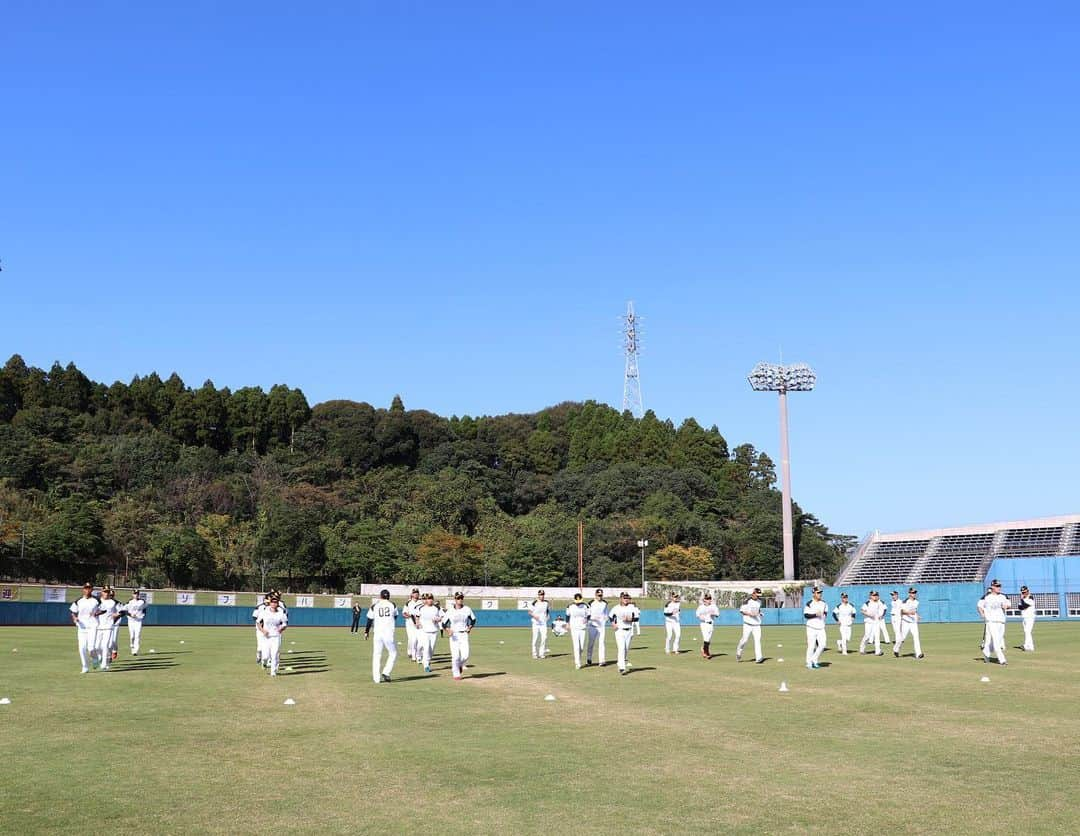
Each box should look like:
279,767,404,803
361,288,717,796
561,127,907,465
622,301,643,418
747,362,817,581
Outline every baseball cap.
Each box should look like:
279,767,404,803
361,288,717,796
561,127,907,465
990,579,1001,587
908,588,918,594
573,593,583,600
454,592,464,600
703,593,712,600
752,587,762,594
380,589,390,599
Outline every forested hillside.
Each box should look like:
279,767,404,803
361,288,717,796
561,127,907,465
0,355,852,591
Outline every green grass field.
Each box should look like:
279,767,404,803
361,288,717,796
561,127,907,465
1,621,1076,835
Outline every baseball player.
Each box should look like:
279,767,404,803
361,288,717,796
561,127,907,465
695,593,720,659
735,587,764,663
859,591,886,655
608,592,640,675
402,588,422,661
803,587,828,669
364,588,399,683
587,589,608,666
528,590,550,659
257,596,288,676
1019,585,1036,652
980,579,1009,665
566,593,591,669
70,582,101,673
832,593,856,655
416,593,442,673
252,595,268,665
888,591,902,646
442,592,476,680
662,592,682,654
125,589,147,656
95,586,121,670
893,587,924,659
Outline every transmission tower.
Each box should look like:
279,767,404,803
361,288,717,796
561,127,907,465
622,301,643,418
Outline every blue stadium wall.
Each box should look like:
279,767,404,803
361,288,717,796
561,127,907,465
4,558,1076,626
807,555,1080,622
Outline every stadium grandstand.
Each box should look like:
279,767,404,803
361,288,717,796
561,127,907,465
837,513,1080,586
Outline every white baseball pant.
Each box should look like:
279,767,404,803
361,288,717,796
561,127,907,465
737,624,762,660
615,628,634,671
664,621,681,653
372,633,397,682
587,624,606,665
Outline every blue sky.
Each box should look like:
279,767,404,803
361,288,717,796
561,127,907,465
3,3,1078,538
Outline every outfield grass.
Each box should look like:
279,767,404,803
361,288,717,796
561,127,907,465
1,622,1076,835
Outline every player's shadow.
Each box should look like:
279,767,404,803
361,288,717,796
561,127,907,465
466,672,506,679
110,660,178,672
625,666,656,675
545,653,568,659
142,651,191,657
391,673,439,682
281,665,328,676
816,661,833,667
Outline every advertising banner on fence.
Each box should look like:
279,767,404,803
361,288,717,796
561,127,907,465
217,594,236,606
517,600,530,610
142,591,154,604
482,599,499,610
0,585,19,601
176,592,196,605
44,586,67,603
294,595,314,608
334,596,352,608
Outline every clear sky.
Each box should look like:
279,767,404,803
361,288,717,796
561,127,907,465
3,3,1078,539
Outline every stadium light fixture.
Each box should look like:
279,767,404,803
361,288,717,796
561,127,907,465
747,362,817,581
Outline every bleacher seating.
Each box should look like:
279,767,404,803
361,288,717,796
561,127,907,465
836,515,1080,586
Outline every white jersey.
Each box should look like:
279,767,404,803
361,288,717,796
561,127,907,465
663,601,682,622
609,603,640,631
125,598,147,621
696,603,719,623
588,599,608,627
833,603,856,626
529,599,550,625
70,596,101,630
739,599,762,626
367,600,399,636
566,602,590,630
890,599,903,620
252,604,265,623
1020,594,1036,622
402,599,421,623
861,600,886,621
417,604,442,634
900,598,919,622
97,599,121,627
982,592,1010,624
443,606,476,635
259,608,288,637
803,599,827,629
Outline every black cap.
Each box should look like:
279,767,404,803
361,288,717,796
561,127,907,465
380,589,390,599
990,579,1001,587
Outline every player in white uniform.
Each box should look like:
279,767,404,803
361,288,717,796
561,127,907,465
859,591,886,655
442,592,476,680
566,593,591,669
893,588,923,659
586,589,608,666
804,587,828,669
608,592,640,675
401,588,422,661
364,589,399,683
95,587,121,671
888,592,902,646
125,589,147,655
696,593,720,659
735,587,764,663
416,594,442,673
662,593,682,654
980,579,1009,665
832,593,856,655
529,590,550,659
257,597,288,676
70,583,101,673
1018,585,1036,652
252,598,269,665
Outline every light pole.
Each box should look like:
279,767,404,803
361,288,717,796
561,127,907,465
747,362,816,581
637,538,649,596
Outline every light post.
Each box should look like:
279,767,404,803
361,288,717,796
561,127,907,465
747,362,816,581
637,538,649,596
